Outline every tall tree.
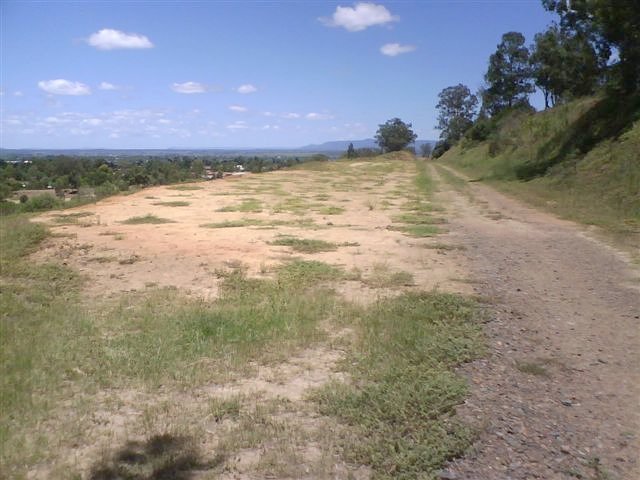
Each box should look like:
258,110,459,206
543,0,640,92
484,31,535,114
436,84,478,143
375,118,417,153
346,142,356,159
530,25,601,108
420,143,433,158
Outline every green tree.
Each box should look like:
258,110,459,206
436,84,478,144
346,142,356,159
375,118,417,152
530,25,601,108
543,0,640,92
420,143,433,158
484,32,535,114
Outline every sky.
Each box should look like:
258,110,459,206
1,1,557,149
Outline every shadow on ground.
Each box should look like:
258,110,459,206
89,433,224,480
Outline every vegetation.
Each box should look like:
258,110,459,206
121,214,176,224
375,118,418,152
441,96,640,236
314,292,484,479
436,84,479,147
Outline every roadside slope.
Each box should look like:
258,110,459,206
430,164,640,480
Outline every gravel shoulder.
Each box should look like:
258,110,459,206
431,164,640,480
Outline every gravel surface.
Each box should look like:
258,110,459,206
432,165,640,480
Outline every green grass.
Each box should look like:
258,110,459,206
316,206,345,215
362,263,414,288
217,198,263,213
200,218,265,229
269,236,339,253
442,95,640,242
152,201,191,207
394,224,440,237
314,292,484,479
121,214,175,224
167,185,203,191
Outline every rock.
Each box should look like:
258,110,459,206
436,470,458,480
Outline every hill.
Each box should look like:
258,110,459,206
439,95,640,239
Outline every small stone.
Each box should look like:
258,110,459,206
561,399,573,406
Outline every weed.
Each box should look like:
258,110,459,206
152,201,191,207
313,292,484,479
121,214,175,225
200,218,264,229
317,206,345,215
363,263,415,288
167,185,203,191
515,360,549,377
217,198,262,213
268,236,338,253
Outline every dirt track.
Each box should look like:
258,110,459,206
432,165,640,480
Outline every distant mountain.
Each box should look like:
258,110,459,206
298,138,437,152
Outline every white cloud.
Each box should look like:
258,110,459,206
13,91,24,97
171,82,206,94
227,121,248,130
321,3,398,32
83,118,103,126
380,43,416,56
158,118,171,124
99,81,118,90
236,84,257,94
282,112,301,119
306,112,334,120
38,79,91,96
229,105,248,112
87,28,153,50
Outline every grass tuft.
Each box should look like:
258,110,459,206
121,214,175,224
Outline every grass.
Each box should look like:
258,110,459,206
167,185,203,191
362,263,415,288
442,95,640,244
121,214,175,224
314,292,485,479
152,201,191,207
200,218,265,228
316,206,345,215
217,198,263,213
269,235,339,253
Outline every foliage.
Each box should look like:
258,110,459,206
436,84,478,144
314,292,484,479
346,142,356,159
441,95,640,233
375,118,418,152
420,143,433,158
542,0,640,93
432,140,452,159
530,24,601,108
483,31,535,114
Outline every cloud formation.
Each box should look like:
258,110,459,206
236,84,257,94
38,79,91,96
306,112,334,120
171,82,206,94
321,3,398,32
98,82,118,90
229,105,248,112
87,29,154,50
380,43,416,56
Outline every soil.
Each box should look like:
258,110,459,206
431,165,640,480
25,162,639,479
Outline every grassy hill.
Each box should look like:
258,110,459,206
439,95,640,240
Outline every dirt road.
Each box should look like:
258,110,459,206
431,165,640,480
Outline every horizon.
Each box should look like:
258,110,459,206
1,1,555,149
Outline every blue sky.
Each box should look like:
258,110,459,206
1,1,556,149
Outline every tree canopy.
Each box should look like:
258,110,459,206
375,118,417,152
436,84,478,144
484,31,535,114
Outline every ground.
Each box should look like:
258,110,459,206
5,157,639,479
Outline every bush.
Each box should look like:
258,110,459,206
432,140,451,159
20,194,60,212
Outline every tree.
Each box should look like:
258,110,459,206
420,143,433,158
484,31,535,114
530,25,601,108
436,84,478,144
543,0,640,92
375,118,417,152
346,142,356,159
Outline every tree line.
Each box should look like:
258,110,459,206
433,0,639,157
